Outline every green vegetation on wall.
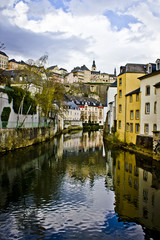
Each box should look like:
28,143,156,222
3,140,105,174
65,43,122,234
1,107,11,128
4,85,37,115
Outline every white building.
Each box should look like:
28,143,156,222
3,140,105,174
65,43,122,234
139,68,160,136
104,81,117,133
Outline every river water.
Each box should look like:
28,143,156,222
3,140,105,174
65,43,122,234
0,130,160,240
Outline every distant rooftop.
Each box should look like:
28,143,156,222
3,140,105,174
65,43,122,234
110,80,117,87
0,51,8,57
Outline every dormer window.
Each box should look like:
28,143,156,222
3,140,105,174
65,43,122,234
147,64,152,73
156,59,160,70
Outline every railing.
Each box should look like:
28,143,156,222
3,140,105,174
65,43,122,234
0,121,54,129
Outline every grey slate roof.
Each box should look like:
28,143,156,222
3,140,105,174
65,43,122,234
110,80,117,87
67,101,80,110
154,82,160,88
119,63,146,75
125,88,140,96
139,69,160,80
65,94,102,107
81,65,90,71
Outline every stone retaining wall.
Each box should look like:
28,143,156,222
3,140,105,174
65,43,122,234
0,127,56,153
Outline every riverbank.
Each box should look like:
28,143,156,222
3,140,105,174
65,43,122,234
103,133,160,161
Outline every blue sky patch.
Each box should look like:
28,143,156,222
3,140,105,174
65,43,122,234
105,10,139,31
49,0,69,12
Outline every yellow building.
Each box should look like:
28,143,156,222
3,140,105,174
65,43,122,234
125,88,141,144
117,64,146,143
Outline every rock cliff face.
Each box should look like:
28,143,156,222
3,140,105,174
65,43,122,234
65,83,109,104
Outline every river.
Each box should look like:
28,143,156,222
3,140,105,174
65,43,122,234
0,130,160,240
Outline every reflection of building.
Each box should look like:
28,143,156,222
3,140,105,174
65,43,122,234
63,131,103,154
114,152,139,219
114,150,160,236
138,167,160,232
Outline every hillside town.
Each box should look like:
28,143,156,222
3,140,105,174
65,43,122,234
0,50,160,155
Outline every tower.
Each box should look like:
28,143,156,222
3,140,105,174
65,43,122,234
92,60,96,71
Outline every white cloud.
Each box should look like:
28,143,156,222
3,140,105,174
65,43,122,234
1,0,160,73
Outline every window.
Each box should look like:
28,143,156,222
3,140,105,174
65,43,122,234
119,104,122,113
119,78,122,85
130,95,133,102
130,110,134,119
145,103,150,114
143,170,148,181
136,93,139,101
154,101,157,114
136,110,139,120
129,164,132,173
135,124,139,133
119,120,121,129
153,124,157,131
146,85,150,95
118,161,120,170
134,166,139,176
144,124,149,134
119,90,122,98
127,123,129,132
130,123,133,132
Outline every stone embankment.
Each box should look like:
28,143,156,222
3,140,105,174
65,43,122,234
103,133,160,161
0,127,57,153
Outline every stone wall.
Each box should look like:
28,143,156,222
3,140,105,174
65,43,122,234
0,127,56,153
136,134,153,150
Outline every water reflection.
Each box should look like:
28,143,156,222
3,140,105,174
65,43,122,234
0,131,160,239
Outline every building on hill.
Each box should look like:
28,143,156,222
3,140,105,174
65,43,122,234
8,59,26,70
0,51,8,70
48,65,67,76
64,72,78,84
71,65,91,83
91,60,116,83
116,63,146,143
65,95,104,126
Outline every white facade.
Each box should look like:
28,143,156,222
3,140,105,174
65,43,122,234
0,91,39,129
105,82,117,133
140,73,160,136
64,72,78,84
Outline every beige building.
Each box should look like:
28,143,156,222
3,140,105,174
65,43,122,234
71,65,91,82
65,95,104,126
0,51,8,70
8,59,26,70
91,60,116,83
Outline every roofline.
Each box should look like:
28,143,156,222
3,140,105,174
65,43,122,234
139,69,160,80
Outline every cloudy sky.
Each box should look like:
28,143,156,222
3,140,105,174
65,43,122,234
0,0,160,74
